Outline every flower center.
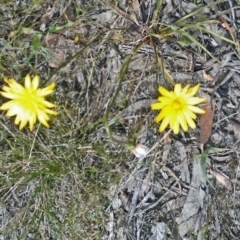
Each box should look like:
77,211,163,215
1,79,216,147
20,90,38,111
172,99,182,110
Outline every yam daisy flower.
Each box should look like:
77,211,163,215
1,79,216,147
0,74,57,130
151,83,206,134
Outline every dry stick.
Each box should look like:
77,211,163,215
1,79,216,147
104,43,144,143
233,152,240,207
101,0,140,28
228,0,237,30
210,70,235,109
46,31,105,83
134,186,172,215
126,129,172,224
127,167,148,224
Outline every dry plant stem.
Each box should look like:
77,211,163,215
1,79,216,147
135,188,171,215
174,0,228,24
47,31,105,83
119,130,172,224
151,0,163,27
100,0,137,26
233,152,240,206
210,70,235,107
103,55,133,143
127,167,148,224
228,0,237,29
143,129,173,159
0,121,15,138
218,5,240,19
103,43,143,144
27,124,40,162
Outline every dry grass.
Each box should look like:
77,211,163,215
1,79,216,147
0,0,240,239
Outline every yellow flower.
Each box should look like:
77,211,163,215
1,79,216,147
151,83,206,134
0,74,57,130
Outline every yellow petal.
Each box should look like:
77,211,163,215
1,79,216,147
5,80,25,93
29,114,37,131
14,115,22,125
19,118,28,130
2,86,11,92
157,96,172,105
0,92,17,100
155,106,172,122
177,113,188,132
188,105,205,114
187,97,206,105
44,108,58,115
159,115,171,132
169,111,177,129
174,84,182,96
38,83,55,96
37,110,50,126
0,75,57,130
24,74,31,89
32,75,40,90
183,111,196,129
152,99,172,110
151,102,163,110
158,86,174,98
188,84,200,96
6,104,22,116
177,96,187,106
41,100,57,108
183,108,197,119
172,120,180,134
152,83,205,134
39,117,50,128
181,84,190,95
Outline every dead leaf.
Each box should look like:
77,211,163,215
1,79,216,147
131,144,150,158
39,6,53,31
45,34,67,68
199,101,215,144
8,31,15,39
207,165,232,191
40,6,52,23
132,0,141,17
231,119,240,140
48,48,66,68
203,70,213,81
219,16,234,38
211,170,232,190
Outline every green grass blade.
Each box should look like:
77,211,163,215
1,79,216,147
196,25,237,45
103,43,144,143
200,147,230,189
176,30,220,63
200,148,215,189
174,0,228,23
152,0,163,27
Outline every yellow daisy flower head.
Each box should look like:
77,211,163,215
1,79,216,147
151,83,206,134
0,74,58,131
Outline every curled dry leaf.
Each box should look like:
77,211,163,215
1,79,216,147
199,101,215,144
209,168,232,191
203,70,213,81
131,144,150,158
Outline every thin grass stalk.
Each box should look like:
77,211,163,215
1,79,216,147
176,30,220,63
103,43,144,144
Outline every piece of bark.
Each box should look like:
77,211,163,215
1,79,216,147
199,101,215,144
